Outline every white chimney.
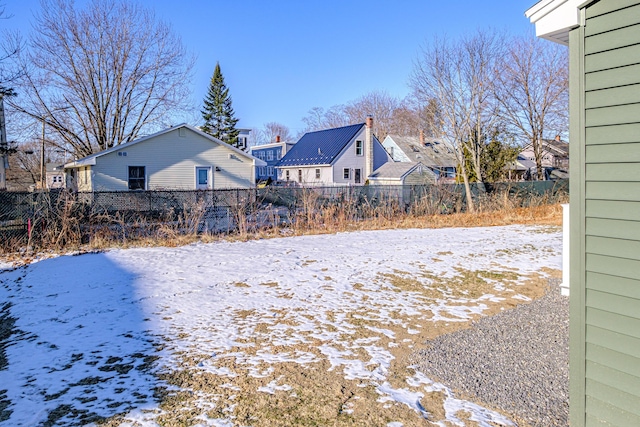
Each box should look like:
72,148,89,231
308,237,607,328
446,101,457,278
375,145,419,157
365,115,374,179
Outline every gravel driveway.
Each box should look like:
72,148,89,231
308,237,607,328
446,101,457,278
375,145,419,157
411,280,569,426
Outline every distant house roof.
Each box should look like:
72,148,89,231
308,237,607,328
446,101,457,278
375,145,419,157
277,123,364,167
385,135,457,168
369,162,423,180
249,141,295,152
511,155,537,171
65,123,266,168
544,139,569,156
522,138,569,157
46,163,65,173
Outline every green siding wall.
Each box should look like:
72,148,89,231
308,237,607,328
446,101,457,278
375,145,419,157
575,0,640,425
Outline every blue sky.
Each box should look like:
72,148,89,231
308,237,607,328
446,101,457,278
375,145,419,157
4,0,537,136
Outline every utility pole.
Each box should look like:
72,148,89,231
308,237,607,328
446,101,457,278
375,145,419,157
41,117,45,190
0,93,8,191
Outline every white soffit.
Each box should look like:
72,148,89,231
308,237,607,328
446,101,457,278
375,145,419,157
525,0,582,45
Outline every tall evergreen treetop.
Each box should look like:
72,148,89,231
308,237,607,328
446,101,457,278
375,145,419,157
201,62,239,145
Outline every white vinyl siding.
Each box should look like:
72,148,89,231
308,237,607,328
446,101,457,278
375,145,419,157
333,128,368,185
278,166,332,186
89,127,255,190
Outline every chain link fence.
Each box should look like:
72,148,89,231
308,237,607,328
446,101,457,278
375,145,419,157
0,180,568,252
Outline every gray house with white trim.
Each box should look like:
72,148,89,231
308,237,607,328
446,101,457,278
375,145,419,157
527,0,640,425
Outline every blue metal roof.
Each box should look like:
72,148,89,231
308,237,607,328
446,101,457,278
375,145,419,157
276,123,364,167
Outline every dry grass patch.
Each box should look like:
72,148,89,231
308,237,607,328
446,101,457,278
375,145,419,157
95,264,557,426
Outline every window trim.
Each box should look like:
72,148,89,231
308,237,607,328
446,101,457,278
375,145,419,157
315,168,321,179
128,166,146,190
343,168,350,180
195,166,211,190
298,169,303,183
354,168,361,184
355,140,363,156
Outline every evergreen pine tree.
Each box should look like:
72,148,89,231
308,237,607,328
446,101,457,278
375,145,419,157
201,62,240,145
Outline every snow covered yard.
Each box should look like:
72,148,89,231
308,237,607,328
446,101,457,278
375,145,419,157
0,225,562,426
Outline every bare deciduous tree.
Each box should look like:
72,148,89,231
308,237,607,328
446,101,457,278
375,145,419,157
302,91,401,139
343,91,399,139
389,97,444,138
302,105,352,132
10,0,194,158
410,30,503,212
494,34,568,179
261,122,292,143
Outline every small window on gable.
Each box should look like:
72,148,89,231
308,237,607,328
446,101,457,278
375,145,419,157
267,151,274,161
343,168,350,180
285,170,290,181
315,168,320,179
355,140,363,156
298,169,302,183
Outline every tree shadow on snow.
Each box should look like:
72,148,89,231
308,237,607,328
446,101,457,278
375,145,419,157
0,253,161,426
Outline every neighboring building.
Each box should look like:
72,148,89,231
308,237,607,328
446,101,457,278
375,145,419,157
236,128,251,151
249,138,295,182
527,1,640,426
46,163,65,190
507,155,537,181
64,124,265,191
367,162,436,186
276,118,391,187
382,134,457,183
520,136,570,170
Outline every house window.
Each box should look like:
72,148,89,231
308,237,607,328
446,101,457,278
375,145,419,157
354,168,361,184
257,151,265,160
267,150,274,161
128,166,145,190
343,168,350,179
276,149,282,160
259,166,266,176
355,140,363,156
298,169,302,183
285,170,290,181
315,169,321,179
267,166,274,177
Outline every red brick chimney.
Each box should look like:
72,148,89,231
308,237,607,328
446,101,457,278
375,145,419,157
420,129,425,145
365,115,374,179
276,135,281,143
